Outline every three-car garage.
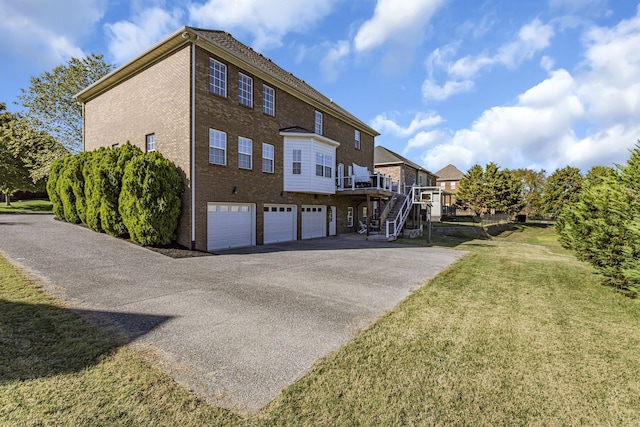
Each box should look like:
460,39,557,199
207,203,330,251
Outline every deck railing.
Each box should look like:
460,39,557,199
336,173,394,192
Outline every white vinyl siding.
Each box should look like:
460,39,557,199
238,136,252,169
282,132,339,195
209,58,227,97
209,129,226,165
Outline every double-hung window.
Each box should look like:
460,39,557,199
324,154,332,178
292,149,302,174
238,73,253,107
263,85,275,115
262,143,274,173
238,137,252,169
209,129,227,165
315,153,332,178
314,110,323,135
145,133,155,152
315,153,324,176
209,59,227,97
354,129,361,150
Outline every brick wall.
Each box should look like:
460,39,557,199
83,45,193,247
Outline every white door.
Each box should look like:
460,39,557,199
301,205,326,239
207,203,255,251
264,204,296,244
329,206,336,236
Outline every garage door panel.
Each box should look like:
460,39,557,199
264,205,296,244
301,205,326,239
208,203,255,251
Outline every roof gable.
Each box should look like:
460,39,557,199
374,146,433,175
435,164,465,181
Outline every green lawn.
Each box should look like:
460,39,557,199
2,225,639,426
0,199,52,213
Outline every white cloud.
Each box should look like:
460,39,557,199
353,0,445,52
0,0,106,65
413,6,640,174
406,129,447,151
422,78,474,101
187,0,336,51
448,19,555,79
105,7,183,64
371,112,443,138
321,40,351,82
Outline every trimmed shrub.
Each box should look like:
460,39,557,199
56,156,81,223
72,152,90,224
101,142,143,236
85,147,111,232
119,152,182,245
46,155,68,219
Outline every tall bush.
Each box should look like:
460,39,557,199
46,155,68,219
556,145,640,296
84,147,110,232
56,155,81,223
101,143,142,236
119,152,182,245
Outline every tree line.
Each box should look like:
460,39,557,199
455,163,583,219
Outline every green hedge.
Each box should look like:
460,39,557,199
47,144,182,246
119,152,183,245
556,143,640,296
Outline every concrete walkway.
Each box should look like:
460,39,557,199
0,213,465,413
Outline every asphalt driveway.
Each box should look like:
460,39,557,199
0,213,465,413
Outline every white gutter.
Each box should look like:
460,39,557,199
190,35,197,249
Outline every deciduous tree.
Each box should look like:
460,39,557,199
18,54,114,154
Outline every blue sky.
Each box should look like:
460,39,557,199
1,0,639,174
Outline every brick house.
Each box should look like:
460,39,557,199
76,26,387,251
434,164,466,216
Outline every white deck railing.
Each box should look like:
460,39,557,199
336,173,394,192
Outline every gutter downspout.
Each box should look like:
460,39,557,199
190,36,197,249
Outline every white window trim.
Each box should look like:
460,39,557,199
292,149,302,175
209,58,227,97
238,136,253,170
263,84,275,116
238,72,253,107
355,129,361,150
145,133,156,152
209,129,227,165
315,152,324,177
315,110,323,135
262,143,274,173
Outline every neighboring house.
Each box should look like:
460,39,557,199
374,146,438,190
434,164,466,215
76,26,383,252
374,146,444,221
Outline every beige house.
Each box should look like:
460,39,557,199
76,26,387,251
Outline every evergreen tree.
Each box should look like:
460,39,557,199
543,166,583,219
456,164,485,216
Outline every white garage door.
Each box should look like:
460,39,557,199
264,204,296,244
207,203,255,251
301,205,326,239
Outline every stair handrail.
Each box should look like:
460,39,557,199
385,184,417,237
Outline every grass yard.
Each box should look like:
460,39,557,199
0,199,52,213
1,224,639,426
